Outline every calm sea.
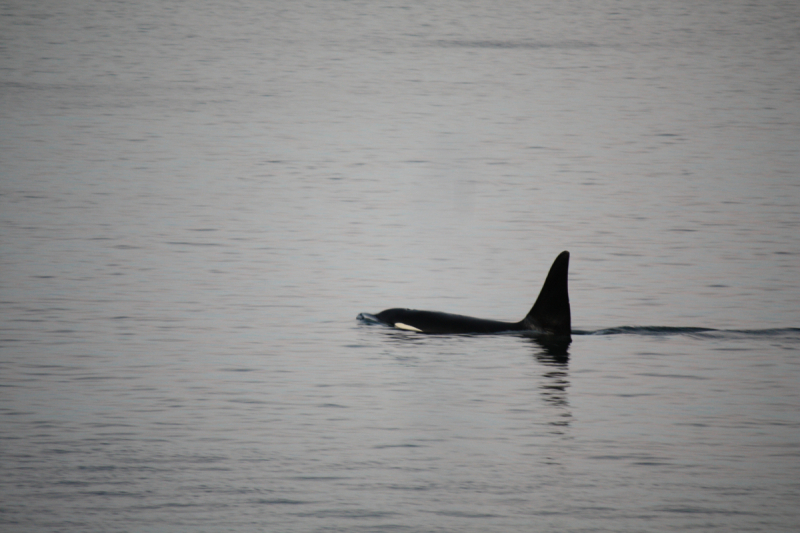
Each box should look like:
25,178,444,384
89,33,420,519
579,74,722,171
2,1,799,531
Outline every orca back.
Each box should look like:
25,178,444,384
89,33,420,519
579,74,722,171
360,251,572,336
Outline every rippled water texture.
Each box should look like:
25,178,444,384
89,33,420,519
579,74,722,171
2,0,799,531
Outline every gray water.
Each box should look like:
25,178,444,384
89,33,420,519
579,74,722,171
2,1,800,531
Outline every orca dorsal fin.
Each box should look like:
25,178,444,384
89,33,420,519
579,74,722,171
522,251,571,336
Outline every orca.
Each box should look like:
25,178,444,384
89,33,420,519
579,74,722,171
358,251,571,336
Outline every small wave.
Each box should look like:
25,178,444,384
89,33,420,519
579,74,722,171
356,313,380,324
574,326,800,339
432,39,598,50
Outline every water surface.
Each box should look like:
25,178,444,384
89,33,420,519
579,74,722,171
2,1,799,531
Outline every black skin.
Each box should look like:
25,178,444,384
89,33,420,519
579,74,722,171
374,309,526,335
